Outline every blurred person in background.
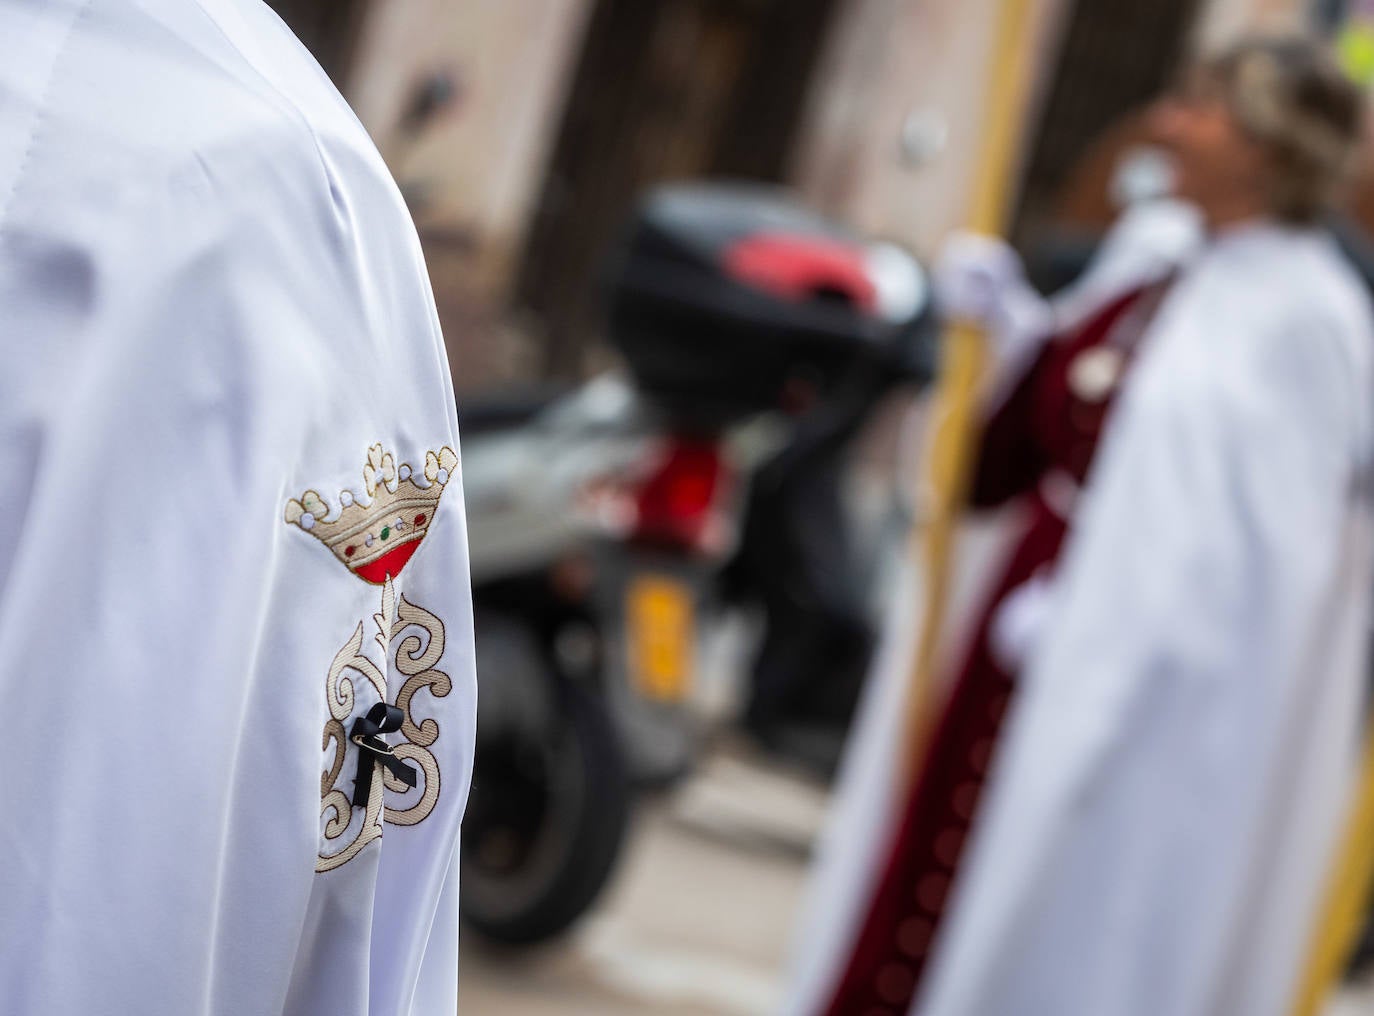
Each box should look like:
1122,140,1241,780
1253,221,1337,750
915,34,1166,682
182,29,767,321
0,1,475,1014
787,143,1202,1016
787,34,1372,1016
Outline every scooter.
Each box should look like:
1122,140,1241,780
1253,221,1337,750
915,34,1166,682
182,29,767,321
458,181,935,945
458,377,656,945
600,182,937,778
459,369,762,943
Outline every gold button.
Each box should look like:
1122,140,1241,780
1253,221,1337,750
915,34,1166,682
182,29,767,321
951,781,979,820
916,872,951,912
897,916,933,958
1068,346,1125,403
933,827,965,867
876,963,916,1004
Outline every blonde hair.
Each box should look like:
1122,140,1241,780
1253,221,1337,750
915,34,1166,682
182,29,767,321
1201,36,1364,222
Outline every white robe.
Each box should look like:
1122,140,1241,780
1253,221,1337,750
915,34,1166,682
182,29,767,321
917,222,1374,1016
0,2,476,1014
781,199,1202,1016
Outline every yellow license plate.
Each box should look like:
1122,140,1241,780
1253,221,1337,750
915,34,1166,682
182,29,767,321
625,575,695,702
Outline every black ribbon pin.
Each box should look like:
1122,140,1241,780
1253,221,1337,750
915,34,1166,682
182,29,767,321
350,702,418,808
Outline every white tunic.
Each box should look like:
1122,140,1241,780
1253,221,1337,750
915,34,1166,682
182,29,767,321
917,223,1374,1016
781,199,1202,1016
0,2,476,1014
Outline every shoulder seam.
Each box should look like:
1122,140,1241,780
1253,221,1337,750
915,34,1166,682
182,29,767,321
0,0,95,241
184,0,341,211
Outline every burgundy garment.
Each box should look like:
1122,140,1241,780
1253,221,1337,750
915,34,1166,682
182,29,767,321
822,283,1164,1016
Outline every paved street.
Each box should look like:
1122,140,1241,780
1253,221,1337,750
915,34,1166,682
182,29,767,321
460,737,1374,1015
460,743,826,1015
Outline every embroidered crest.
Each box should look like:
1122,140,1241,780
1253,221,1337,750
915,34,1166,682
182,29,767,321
285,443,458,585
287,443,457,872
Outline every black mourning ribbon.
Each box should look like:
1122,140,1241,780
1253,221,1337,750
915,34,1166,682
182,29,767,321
350,702,418,808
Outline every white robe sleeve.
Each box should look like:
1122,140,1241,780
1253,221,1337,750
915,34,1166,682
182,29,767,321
0,3,475,1013
917,241,1374,1016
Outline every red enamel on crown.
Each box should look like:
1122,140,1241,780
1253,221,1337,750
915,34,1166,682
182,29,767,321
285,443,456,585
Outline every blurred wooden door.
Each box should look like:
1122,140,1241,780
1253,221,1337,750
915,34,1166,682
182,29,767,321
1013,0,1202,240
514,0,840,377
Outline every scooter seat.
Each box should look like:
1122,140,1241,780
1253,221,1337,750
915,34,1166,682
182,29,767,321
459,385,571,436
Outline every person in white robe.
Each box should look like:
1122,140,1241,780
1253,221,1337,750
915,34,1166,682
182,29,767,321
0,2,476,1014
781,197,1203,1016
916,35,1374,1016
782,155,1204,1016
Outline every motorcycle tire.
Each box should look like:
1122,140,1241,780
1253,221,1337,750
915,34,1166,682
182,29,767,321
462,611,632,945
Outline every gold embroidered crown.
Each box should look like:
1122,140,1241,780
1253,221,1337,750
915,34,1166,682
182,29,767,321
285,443,457,585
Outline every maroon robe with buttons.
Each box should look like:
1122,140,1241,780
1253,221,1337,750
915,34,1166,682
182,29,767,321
821,280,1168,1016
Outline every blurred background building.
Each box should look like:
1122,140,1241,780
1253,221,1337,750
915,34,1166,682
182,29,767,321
267,0,1342,394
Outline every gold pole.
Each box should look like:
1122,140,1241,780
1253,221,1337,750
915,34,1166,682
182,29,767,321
903,0,1038,774
1289,716,1374,1016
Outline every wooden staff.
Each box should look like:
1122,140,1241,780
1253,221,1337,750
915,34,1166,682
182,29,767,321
1289,710,1374,1016
903,0,1038,776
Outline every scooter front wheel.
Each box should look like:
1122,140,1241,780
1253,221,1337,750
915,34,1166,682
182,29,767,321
462,611,632,945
